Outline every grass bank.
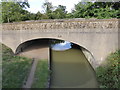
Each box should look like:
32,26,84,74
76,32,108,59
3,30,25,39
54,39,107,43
95,50,120,88
2,44,32,88
32,59,50,88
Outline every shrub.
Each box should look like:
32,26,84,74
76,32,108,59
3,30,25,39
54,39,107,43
96,50,120,88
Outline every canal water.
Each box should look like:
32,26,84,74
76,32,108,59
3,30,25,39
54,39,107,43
50,41,98,88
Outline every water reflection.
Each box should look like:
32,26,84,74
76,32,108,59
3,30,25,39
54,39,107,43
50,40,98,88
51,41,72,51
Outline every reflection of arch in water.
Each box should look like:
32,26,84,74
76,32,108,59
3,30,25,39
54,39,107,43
50,45,98,88
71,43,97,69
15,38,97,69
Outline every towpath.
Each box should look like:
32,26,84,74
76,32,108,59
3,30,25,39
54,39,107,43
19,44,49,88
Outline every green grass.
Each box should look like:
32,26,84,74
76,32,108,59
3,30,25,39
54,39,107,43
95,50,120,88
2,44,32,88
32,60,50,88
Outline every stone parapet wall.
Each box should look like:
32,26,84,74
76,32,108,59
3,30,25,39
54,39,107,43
1,18,119,30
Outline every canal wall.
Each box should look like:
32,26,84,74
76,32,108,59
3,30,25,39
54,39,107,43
81,48,97,69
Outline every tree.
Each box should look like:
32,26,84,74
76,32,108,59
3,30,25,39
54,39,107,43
35,11,43,20
43,1,53,14
66,13,74,18
17,2,30,9
42,1,54,19
93,2,120,18
42,1,67,19
53,5,67,19
2,2,30,23
46,5,67,19
73,2,93,18
72,2,120,19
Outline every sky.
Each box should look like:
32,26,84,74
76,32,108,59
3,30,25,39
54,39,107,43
26,0,81,13
51,41,72,51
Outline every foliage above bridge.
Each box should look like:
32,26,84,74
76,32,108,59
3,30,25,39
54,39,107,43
1,1,120,23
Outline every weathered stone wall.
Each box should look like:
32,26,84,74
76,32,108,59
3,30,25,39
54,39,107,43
81,48,97,69
1,18,119,68
2,18,119,30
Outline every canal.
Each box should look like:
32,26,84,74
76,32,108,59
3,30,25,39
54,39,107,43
50,40,98,88
17,39,98,88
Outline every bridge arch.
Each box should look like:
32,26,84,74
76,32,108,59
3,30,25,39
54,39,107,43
1,19,119,68
15,38,97,69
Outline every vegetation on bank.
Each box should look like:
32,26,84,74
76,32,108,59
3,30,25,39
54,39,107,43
1,44,119,88
95,50,120,88
2,44,32,88
1,1,120,23
32,60,50,88
2,43,50,88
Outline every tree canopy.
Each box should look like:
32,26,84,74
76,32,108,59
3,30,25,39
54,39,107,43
2,2,30,23
1,1,120,23
72,2,120,19
42,1,67,19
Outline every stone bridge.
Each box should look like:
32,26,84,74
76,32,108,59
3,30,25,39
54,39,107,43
0,18,119,68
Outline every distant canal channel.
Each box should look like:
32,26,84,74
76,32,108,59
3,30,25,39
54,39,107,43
49,40,98,88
